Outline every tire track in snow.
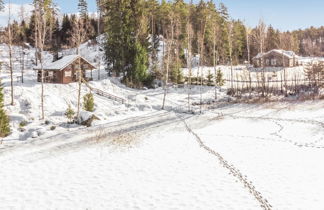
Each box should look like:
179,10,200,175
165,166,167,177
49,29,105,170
0,111,188,161
177,114,273,210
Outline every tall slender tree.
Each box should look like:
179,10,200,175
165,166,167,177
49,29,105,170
78,0,88,20
186,0,193,112
160,0,173,109
34,0,54,120
7,0,14,106
228,22,234,89
71,1,87,121
96,0,101,80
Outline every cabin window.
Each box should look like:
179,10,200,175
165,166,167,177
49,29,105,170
65,71,72,77
266,59,270,66
271,59,277,66
48,71,54,77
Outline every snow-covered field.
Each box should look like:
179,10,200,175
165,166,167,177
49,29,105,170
1,100,324,209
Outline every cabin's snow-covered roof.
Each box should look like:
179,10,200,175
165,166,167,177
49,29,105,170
253,49,299,59
34,55,95,71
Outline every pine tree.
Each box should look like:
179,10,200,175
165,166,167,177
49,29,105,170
65,105,75,123
78,0,88,20
216,68,225,87
61,14,72,46
103,0,149,87
207,69,213,86
132,41,149,87
83,93,95,112
0,81,10,138
266,25,280,51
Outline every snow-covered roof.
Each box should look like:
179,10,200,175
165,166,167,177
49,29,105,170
253,49,299,59
34,55,96,71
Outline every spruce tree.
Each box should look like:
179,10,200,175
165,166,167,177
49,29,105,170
132,41,149,86
78,0,88,20
65,105,75,123
0,81,10,138
103,0,149,87
266,25,280,51
83,93,95,112
61,14,72,45
216,69,225,87
207,70,213,86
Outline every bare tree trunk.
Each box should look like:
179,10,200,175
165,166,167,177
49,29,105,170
8,1,14,105
97,1,101,81
35,0,52,120
246,26,251,64
162,37,171,109
162,18,174,110
228,23,234,89
199,17,207,114
77,54,82,121
248,70,252,97
40,52,45,119
20,47,25,83
187,20,192,112
213,26,218,100
283,54,287,96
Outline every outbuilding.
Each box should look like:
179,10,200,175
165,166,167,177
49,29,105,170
34,55,96,84
252,49,299,68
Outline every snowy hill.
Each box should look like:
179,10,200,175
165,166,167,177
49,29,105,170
2,39,324,210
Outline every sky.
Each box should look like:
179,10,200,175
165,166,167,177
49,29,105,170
1,0,324,31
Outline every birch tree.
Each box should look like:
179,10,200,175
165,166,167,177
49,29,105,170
161,2,174,110
256,19,267,97
228,21,234,90
245,25,252,64
96,0,101,80
19,5,26,83
7,0,14,105
186,10,193,112
212,24,219,100
70,13,87,121
34,0,54,119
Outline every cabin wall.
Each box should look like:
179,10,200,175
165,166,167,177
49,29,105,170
38,70,61,83
37,57,95,84
253,52,298,68
61,58,89,84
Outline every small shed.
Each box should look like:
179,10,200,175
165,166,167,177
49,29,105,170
33,55,96,84
252,49,299,68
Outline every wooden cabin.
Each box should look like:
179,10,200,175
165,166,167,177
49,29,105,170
252,49,299,68
34,55,96,84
